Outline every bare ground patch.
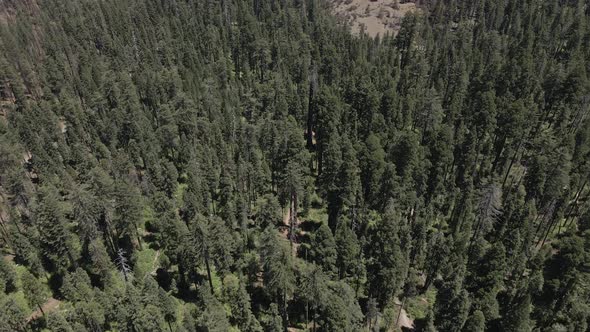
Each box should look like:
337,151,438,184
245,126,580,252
329,0,419,37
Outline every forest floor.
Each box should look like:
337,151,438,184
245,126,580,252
149,250,161,275
280,208,304,256
397,307,413,329
329,0,418,37
27,298,61,322
394,298,414,330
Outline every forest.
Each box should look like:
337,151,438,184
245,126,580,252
0,0,589,331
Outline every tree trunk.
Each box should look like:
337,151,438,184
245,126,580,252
502,139,523,190
279,289,289,332
561,181,587,233
395,297,406,328
305,301,309,332
136,226,143,250
0,215,10,247
205,251,214,294
284,290,289,332
313,306,317,332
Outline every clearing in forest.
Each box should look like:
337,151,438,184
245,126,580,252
329,0,419,37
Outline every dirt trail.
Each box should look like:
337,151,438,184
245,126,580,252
397,307,413,330
27,298,61,322
280,208,303,256
150,250,161,275
391,298,414,330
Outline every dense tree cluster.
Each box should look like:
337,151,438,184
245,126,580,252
0,0,590,331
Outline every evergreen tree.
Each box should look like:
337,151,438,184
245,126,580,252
366,203,408,308
335,220,363,282
35,184,78,272
0,298,26,331
308,222,338,276
260,227,295,331
0,0,589,330
21,270,48,316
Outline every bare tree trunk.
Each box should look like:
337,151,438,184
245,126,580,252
136,225,143,250
305,301,309,332
281,289,289,332
395,297,406,328
561,181,587,233
205,250,214,294
0,215,11,247
502,139,524,190
313,306,317,332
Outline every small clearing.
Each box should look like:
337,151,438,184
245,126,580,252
397,307,414,330
393,298,414,330
280,208,303,256
27,297,62,322
149,250,161,276
329,0,419,37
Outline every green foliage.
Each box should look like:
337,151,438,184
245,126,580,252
366,203,408,308
308,222,338,276
261,229,295,290
223,274,262,331
0,0,590,330
335,220,363,282
46,312,74,332
198,287,231,332
0,297,26,331
434,268,470,332
34,185,78,272
255,194,282,228
61,268,93,303
462,310,485,332
21,270,48,314
0,258,17,293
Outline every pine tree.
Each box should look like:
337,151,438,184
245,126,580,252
223,274,256,330
61,268,93,303
366,203,408,308
199,286,231,332
360,134,386,208
308,222,338,276
434,266,470,332
299,263,329,332
113,180,144,249
35,184,78,272
21,270,48,316
335,220,363,281
46,312,74,332
260,227,295,331
462,310,485,332
466,242,506,321
500,293,532,332
0,298,26,331
159,288,177,332
0,257,17,293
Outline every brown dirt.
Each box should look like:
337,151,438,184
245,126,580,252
27,298,62,322
280,208,303,256
397,307,413,329
329,0,419,37
148,250,161,277
392,298,414,330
